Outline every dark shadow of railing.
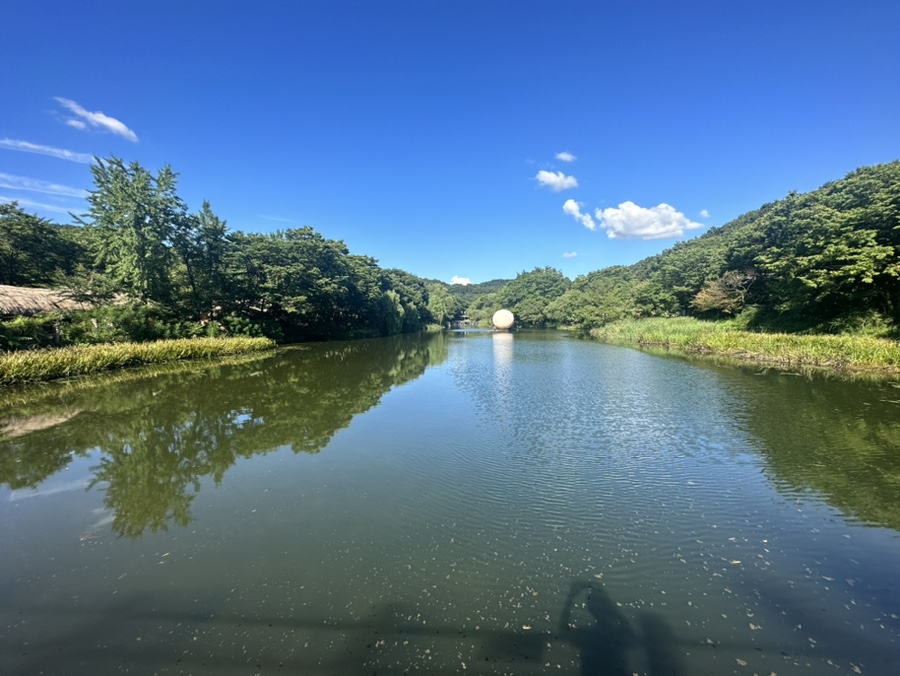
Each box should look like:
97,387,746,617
5,580,700,675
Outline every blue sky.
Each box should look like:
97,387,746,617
2,1,898,285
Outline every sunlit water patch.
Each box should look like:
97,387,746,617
1,331,898,674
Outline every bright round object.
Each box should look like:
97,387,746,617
492,309,515,330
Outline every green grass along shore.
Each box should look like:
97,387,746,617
591,317,900,376
4,321,898,387
0,336,275,386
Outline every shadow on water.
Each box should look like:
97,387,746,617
8,580,694,675
558,580,637,675
557,580,687,676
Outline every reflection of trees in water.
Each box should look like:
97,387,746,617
0,333,448,537
651,354,900,530
710,365,900,530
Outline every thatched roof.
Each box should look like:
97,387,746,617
0,285,92,317
0,409,83,439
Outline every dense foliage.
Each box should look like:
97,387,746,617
3,159,898,347
0,204,83,286
547,162,900,335
444,278,510,309
466,267,571,327
1,157,461,349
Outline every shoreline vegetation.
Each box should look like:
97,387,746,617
2,158,898,385
0,336,274,387
590,317,900,377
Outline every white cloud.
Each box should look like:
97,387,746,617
536,170,578,192
594,201,702,240
55,97,139,142
0,195,76,215
700,209,710,218
0,173,87,198
8,478,90,501
562,251,578,258
555,151,576,163
258,214,296,224
562,199,596,230
451,276,471,286
0,138,93,163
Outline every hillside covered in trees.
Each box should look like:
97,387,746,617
1,159,898,349
465,162,900,337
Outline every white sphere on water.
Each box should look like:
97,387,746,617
492,309,515,330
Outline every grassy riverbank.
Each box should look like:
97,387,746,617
0,336,275,386
590,317,900,375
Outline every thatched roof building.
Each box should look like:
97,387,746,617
0,285,91,317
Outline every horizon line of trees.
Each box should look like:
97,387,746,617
2,158,898,347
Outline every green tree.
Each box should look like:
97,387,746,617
425,281,460,327
170,200,229,315
547,266,639,328
478,267,571,327
0,203,82,286
78,157,186,305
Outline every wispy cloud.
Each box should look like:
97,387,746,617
258,214,297,224
8,478,90,501
555,151,576,163
0,138,93,163
595,201,702,240
451,276,471,286
55,97,138,142
0,173,87,198
700,209,710,218
0,195,77,215
563,199,596,230
562,251,578,258
536,170,578,192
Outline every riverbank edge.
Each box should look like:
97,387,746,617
0,336,276,386
589,317,900,377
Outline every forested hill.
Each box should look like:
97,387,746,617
541,161,900,334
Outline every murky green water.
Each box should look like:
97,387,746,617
2,330,899,675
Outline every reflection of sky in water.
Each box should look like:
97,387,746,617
6,452,98,501
492,332,514,381
7,477,89,501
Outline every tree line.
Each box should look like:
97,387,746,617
1,156,463,348
2,159,898,347
464,162,900,336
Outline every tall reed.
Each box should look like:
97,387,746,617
591,317,900,374
0,337,275,386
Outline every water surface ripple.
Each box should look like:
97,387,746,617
1,330,898,675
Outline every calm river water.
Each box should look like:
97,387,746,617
1,330,899,675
